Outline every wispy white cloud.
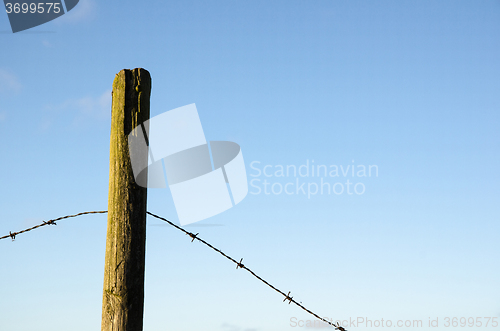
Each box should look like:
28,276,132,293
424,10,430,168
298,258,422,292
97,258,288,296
43,89,111,130
57,0,96,24
39,118,52,132
0,69,22,93
72,89,112,120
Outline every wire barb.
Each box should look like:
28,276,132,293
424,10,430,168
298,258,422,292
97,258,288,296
283,291,293,304
334,322,347,331
236,258,244,269
187,232,199,242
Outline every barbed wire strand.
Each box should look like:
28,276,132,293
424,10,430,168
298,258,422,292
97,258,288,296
0,211,107,241
0,210,346,331
146,211,346,331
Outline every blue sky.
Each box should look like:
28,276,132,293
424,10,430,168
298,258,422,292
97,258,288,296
1,1,499,330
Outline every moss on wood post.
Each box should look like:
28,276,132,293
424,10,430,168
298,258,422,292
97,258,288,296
101,68,151,331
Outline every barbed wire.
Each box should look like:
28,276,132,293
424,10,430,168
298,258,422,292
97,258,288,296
0,211,107,241
146,211,346,330
1,210,346,331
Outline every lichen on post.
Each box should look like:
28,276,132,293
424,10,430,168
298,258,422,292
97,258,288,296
101,68,151,331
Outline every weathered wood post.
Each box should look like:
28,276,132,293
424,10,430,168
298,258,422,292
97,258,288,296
101,68,151,331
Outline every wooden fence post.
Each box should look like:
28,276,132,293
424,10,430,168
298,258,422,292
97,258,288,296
101,68,151,331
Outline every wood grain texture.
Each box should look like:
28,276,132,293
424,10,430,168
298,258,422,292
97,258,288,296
101,68,151,331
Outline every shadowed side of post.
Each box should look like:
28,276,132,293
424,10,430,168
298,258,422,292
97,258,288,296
101,68,151,331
